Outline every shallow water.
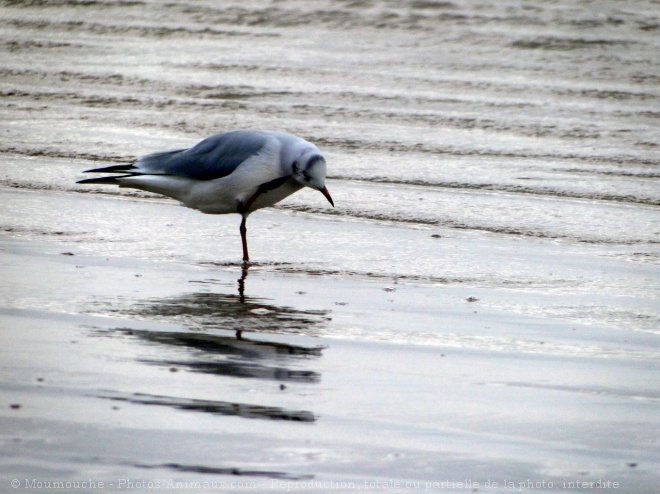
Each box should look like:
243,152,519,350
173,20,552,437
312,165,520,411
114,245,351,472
1,0,659,491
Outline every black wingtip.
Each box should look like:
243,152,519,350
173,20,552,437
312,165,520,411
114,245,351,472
77,176,121,185
82,164,137,174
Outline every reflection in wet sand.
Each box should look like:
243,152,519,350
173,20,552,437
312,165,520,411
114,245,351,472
92,264,330,337
114,328,322,383
99,392,315,422
133,461,314,480
91,265,325,436
125,287,330,336
130,290,327,332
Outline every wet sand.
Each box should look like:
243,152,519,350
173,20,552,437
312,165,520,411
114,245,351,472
1,187,658,492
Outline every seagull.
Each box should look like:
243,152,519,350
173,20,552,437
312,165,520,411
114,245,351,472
77,130,334,262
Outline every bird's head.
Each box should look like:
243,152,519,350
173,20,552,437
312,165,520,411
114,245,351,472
292,153,334,207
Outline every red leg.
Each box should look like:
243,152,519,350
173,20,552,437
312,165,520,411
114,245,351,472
240,216,249,262
237,176,291,261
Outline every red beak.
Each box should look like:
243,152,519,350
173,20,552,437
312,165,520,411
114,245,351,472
320,186,334,207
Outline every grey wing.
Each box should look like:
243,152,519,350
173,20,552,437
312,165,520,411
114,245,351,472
136,130,271,180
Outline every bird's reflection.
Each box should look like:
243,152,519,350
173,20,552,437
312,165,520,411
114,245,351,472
238,261,249,303
92,261,328,426
125,283,329,337
116,327,322,383
99,391,316,423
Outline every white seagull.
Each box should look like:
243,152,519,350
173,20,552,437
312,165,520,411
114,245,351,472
77,130,334,262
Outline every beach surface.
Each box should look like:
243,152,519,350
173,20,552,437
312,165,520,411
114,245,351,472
1,0,659,492
1,191,658,493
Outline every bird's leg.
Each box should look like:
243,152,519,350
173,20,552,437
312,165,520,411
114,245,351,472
240,215,249,262
236,176,291,262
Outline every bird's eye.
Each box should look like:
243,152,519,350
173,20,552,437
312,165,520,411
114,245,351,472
302,171,311,181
